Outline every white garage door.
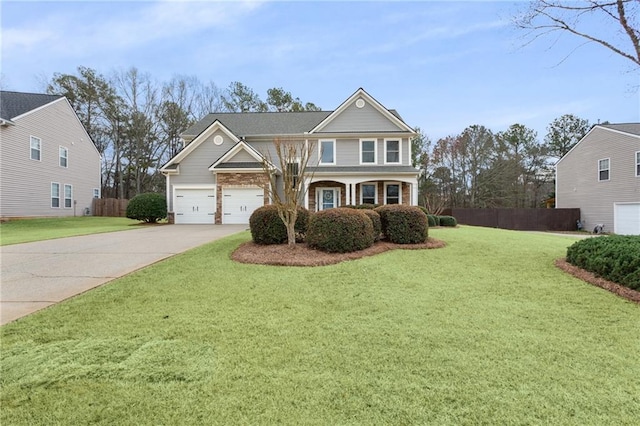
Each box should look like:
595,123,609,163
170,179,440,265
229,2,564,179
614,203,640,235
222,188,264,224
174,188,215,224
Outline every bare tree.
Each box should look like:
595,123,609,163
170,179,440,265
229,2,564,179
260,138,316,246
514,0,640,67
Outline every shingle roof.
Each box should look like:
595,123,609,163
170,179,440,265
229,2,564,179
0,91,63,120
183,111,332,138
599,123,640,136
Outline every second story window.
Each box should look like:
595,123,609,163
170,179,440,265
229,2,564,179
636,152,640,177
598,158,610,181
360,139,376,164
385,139,400,164
319,140,335,165
59,146,68,168
30,136,41,161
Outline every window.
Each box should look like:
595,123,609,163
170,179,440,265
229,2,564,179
93,188,100,198
598,158,610,181
385,139,401,164
64,184,73,208
30,136,41,161
319,140,335,165
361,183,377,205
385,183,400,204
636,152,640,177
360,139,376,164
51,183,60,208
287,161,299,188
59,146,68,168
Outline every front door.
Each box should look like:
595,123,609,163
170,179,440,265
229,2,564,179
318,188,339,211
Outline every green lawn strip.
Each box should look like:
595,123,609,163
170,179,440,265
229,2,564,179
0,217,142,245
2,227,639,424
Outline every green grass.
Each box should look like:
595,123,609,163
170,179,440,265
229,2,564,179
1,226,639,424
0,217,142,245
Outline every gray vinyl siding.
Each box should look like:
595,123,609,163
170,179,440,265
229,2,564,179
319,101,404,133
0,98,101,218
556,127,640,231
304,137,410,167
228,150,255,163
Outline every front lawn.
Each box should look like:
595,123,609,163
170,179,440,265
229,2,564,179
1,226,638,424
0,216,141,245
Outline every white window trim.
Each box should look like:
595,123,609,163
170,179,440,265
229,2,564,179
360,182,378,205
598,158,610,182
59,146,69,168
384,182,402,205
316,187,340,211
64,184,73,209
30,136,41,161
359,139,377,165
636,151,640,177
51,182,60,209
384,138,402,165
318,139,336,165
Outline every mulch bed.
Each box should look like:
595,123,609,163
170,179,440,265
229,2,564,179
555,258,640,304
231,238,446,267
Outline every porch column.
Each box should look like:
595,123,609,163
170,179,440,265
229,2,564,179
304,178,310,209
412,180,419,206
351,183,357,206
345,183,350,206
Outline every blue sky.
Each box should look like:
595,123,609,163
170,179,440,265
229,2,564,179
2,0,638,141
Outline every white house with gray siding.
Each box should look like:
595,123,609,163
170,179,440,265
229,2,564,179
556,123,640,235
0,91,101,218
161,88,419,224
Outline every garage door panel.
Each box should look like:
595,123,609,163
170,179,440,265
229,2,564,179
614,203,640,235
175,189,215,224
222,188,264,224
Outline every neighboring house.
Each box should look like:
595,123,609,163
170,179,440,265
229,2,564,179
161,88,419,224
556,123,640,235
0,91,101,218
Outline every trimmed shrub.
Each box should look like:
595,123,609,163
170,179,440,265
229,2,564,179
566,235,640,290
307,208,375,253
427,214,438,227
438,215,457,227
249,205,310,245
375,205,428,244
361,209,382,241
126,193,167,223
354,203,378,209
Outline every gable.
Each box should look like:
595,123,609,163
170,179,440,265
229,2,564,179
309,88,414,134
0,91,64,121
557,124,640,167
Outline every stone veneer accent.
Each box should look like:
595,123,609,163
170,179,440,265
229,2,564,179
215,172,270,224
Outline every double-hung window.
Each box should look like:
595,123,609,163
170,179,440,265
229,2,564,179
598,158,610,181
360,139,377,164
64,184,73,208
93,188,100,198
385,139,401,164
361,183,377,205
59,146,68,168
319,140,335,165
385,183,400,204
30,136,41,161
51,183,60,208
636,152,640,177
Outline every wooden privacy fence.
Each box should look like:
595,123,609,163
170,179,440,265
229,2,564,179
443,208,581,231
92,198,129,217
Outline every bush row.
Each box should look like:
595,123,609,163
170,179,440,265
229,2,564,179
250,204,439,253
566,235,640,290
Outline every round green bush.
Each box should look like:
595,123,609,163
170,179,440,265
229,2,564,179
427,214,438,227
566,235,640,290
126,193,167,223
375,205,428,244
307,208,375,253
438,215,457,227
249,205,309,245
361,209,382,241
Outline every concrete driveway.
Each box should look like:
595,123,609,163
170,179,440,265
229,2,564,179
0,224,247,325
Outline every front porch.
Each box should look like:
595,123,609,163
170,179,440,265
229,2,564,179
306,178,417,211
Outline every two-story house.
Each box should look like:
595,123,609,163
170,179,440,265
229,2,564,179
0,91,101,218
160,88,419,224
555,123,640,235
